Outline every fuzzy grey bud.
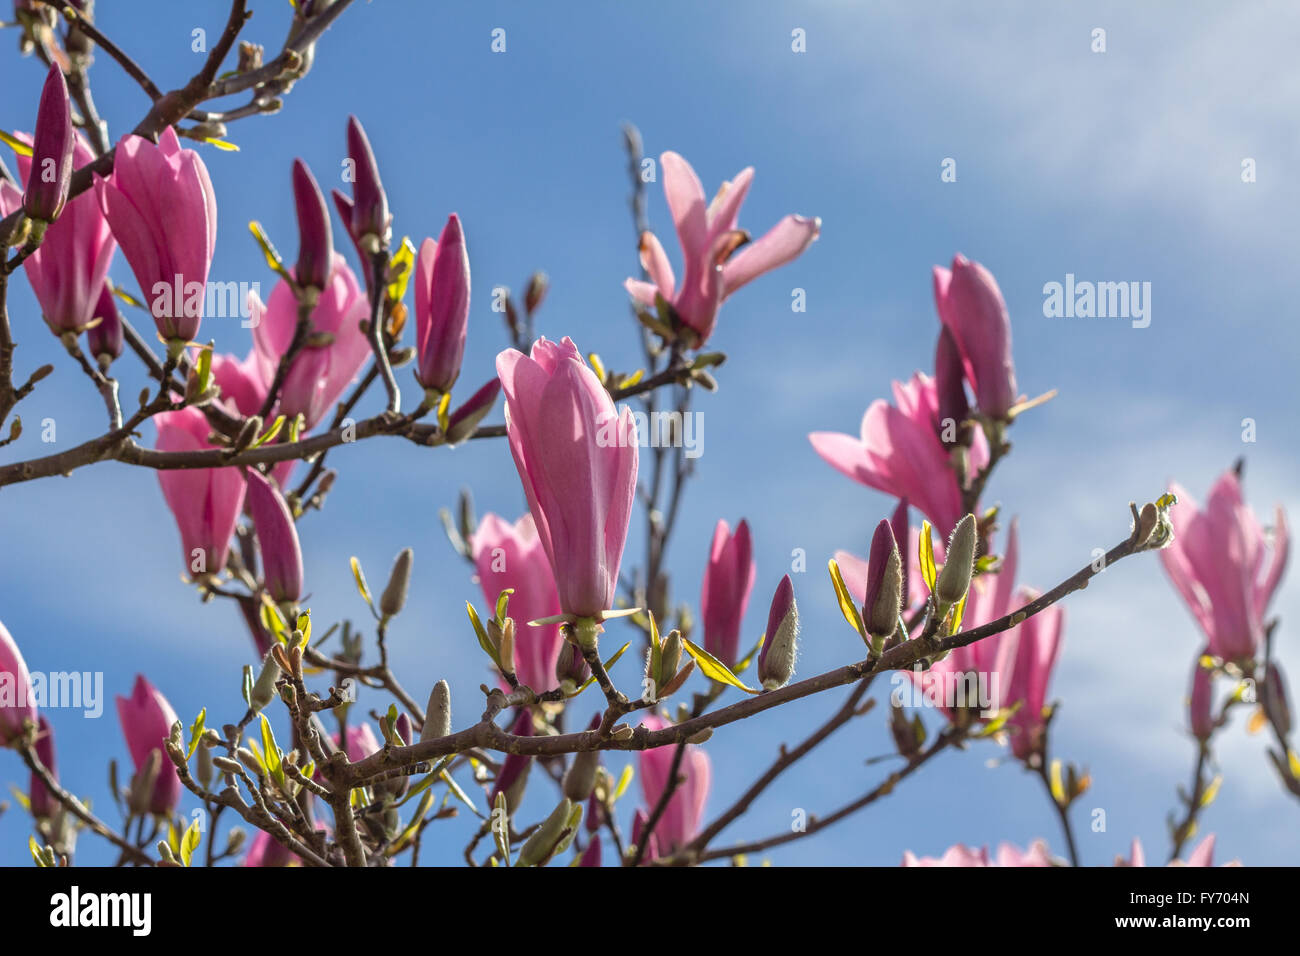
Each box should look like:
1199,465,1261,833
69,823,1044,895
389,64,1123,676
380,548,413,619
936,514,977,609
420,681,452,742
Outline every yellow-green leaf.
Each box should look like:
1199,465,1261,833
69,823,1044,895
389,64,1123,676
387,236,417,303
0,130,33,157
681,638,759,694
204,137,240,152
948,591,968,636
249,414,286,448
572,642,632,697
351,556,375,612
187,708,207,760
249,220,289,278
828,559,866,639
1199,774,1223,809
179,818,202,867
1049,758,1066,805
467,601,496,665
919,520,937,592
612,764,634,801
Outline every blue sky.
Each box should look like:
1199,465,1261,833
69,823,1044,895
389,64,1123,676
2,0,1298,866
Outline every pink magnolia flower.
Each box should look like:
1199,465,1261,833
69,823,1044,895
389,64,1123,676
496,337,638,619
243,831,297,868
1159,470,1289,664
337,724,381,763
631,808,659,864
115,674,181,816
471,512,565,693
624,151,820,344
0,132,116,336
0,619,37,746
933,254,1019,419
810,372,988,538
245,468,303,604
700,518,756,667
154,406,246,580
250,254,371,430
902,839,1053,867
209,351,268,419
637,714,711,855
1003,587,1064,762
243,824,330,867
96,127,217,346
1117,834,1235,867
414,214,471,394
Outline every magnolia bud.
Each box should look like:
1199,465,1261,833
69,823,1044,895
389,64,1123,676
24,64,74,223
1190,661,1214,741
563,716,601,801
555,640,589,691
863,519,903,641
517,798,575,867
444,378,501,445
758,575,799,690
936,514,977,610
249,651,281,714
196,738,214,791
524,271,549,314
1264,662,1292,739
292,158,332,292
380,548,413,619
660,629,683,681
421,680,452,742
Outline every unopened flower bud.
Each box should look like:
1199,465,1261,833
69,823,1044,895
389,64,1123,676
24,64,74,223
563,715,601,801
1190,661,1214,741
758,575,799,690
292,159,332,292
249,650,281,714
420,680,452,742
517,798,575,867
444,378,500,445
1264,662,1292,739
332,116,391,254
196,738,214,791
87,284,123,369
659,629,683,682
379,547,413,619
524,271,548,314
863,519,903,641
935,514,977,610
555,639,589,691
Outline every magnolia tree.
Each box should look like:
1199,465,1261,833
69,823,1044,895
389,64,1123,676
0,1,1292,870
